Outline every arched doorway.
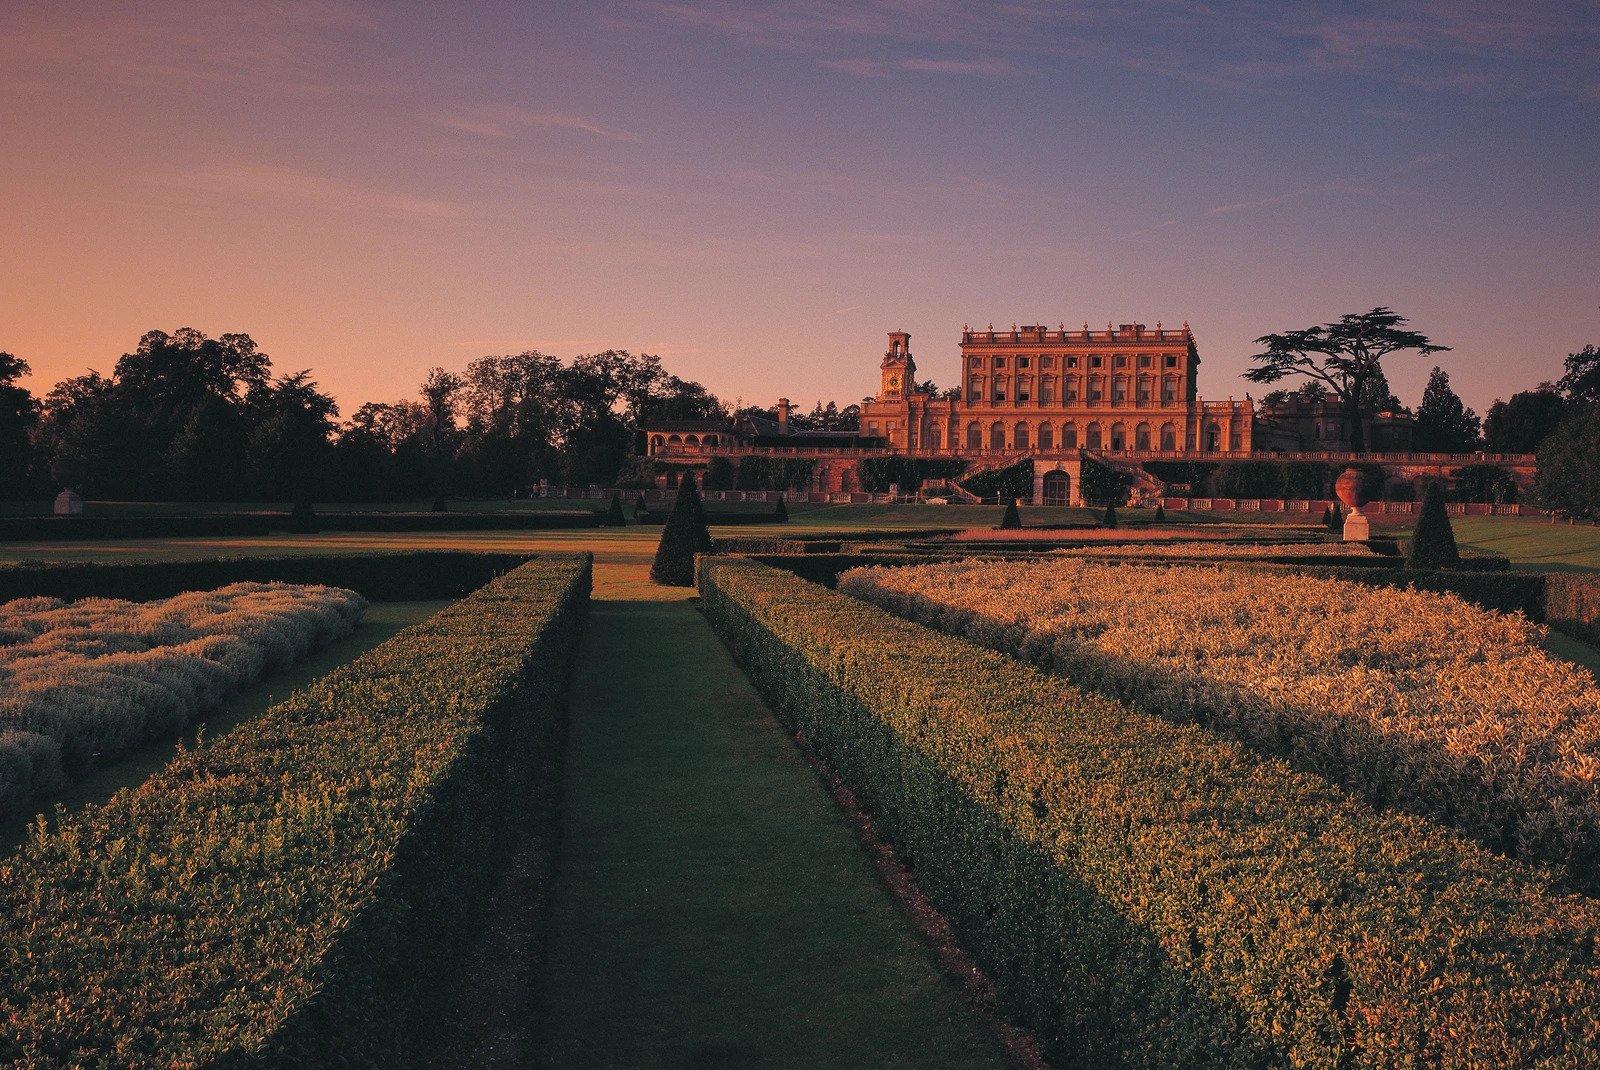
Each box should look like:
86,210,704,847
1205,423,1221,451
1013,422,1029,450
1135,423,1151,450
1038,422,1054,451
1159,422,1176,451
967,422,982,449
1110,423,1126,450
1085,422,1102,449
990,422,1006,450
1042,470,1071,506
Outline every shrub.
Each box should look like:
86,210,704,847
286,500,319,534
1407,482,1462,569
0,551,534,604
856,456,966,494
634,493,648,520
0,555,590,1065
702,558,1600,1068
1453,463,1519,504
1102,503,1117,529
0,583,366,817
774,495,788,521
997,498,1021,530
603,492,627,527
1078,455,1130,505
843,558,1600,883
650,477,712,585
1140,460,1215,493
431,497,448,512
706,456,737,491
735,456,815,492
1152,503,1165,522
959,459,1032,502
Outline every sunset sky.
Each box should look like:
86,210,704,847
2,1,1596,418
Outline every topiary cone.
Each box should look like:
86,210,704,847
1406,482,1461,569
651,476,713,586
998,498,1022,530
1103,503,1118,529
603,492,626,527
775,495,789,521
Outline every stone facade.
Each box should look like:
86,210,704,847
858,323,1253,457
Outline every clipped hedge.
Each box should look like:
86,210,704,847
1543,572,1600,647
0,553,591,1066
0,550,535,603
699,558,1600,1069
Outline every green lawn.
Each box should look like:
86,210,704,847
536,561,1002,1069
0,598,454,854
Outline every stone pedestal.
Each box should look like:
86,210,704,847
1342,509,1370,542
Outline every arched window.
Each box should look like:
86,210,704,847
1014,422,1030,450
685,434,700,445
1110,422,1126,450
967,422,983,449
927,425,942,451
1038,422,1054,450
1135,422,1151,450
667,434,682,446
1160,422,1177,451
1085,422,1102,449
1062,422,1078,448
651,435,665,452
990,421,1006,450
704,434,718,446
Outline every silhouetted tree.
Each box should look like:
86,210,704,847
1534,407,1600,520
774,495,788,521
998,498,1021,529
0,353,40,499
1412,367,1480,452
1103,503,1118,529
1484,388,1567,453
1559,344,1600,406
1246,308,1449,451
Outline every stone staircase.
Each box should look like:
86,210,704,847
1082,450,1167,502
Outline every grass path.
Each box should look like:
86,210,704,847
534,562,1003,1069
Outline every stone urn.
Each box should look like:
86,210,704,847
1334,467,1373,542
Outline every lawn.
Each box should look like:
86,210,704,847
535,557,1003,1069
0,598,454,854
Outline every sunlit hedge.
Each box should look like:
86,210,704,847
701,557,1600,1069
843,558,1600,885
0,554,590,1066
0,582,367,817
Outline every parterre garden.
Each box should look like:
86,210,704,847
3,499,1600,1066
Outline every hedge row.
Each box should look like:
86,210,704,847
0,553,591,1066
698,558,1600,1068
1545,572,1600,647
0,510,601,542
0,550,535,603
637,510,787,526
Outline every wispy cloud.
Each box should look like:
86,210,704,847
152,164,464,220
431,106,641,143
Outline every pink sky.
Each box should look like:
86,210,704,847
2,1,1596,417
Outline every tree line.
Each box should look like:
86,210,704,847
0,329,724,501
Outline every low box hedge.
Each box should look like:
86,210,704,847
1543,572,1600,647
0,550,535,603
698,558,1600,1069
0,553,591,1066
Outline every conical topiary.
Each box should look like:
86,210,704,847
1154,503,1166,523
603,492,627,527
287,500,319,534
1103,503,1118,529
1406,482,1461,569
998,498,1022,530
431,496,448,512
774,495,789,521
650,475,713,586
634,493,648,521
1325,504,1342,532
1320,505,1333,527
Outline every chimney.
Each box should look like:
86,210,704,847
777,397,791,435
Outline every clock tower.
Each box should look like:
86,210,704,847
880,330,915,400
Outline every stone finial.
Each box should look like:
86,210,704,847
1082,321,1089,331
1059,322,1065,330
963,322,969,331
1107,321,1114,331
1011,322,1017,331
1182,320,1189,330
1156,320,1162,330
988,322,994,331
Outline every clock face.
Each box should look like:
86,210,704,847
888,374,900,389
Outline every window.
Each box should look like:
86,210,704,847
1165,354,1179,368
1014,422,1029,450
993,377,1007,402
1137,377,1152,404
1062,423,1077,448
1162,377,1178,404
1160,422,1176,450
1066,356,1078,368
1090,355,1104,369
1039,423,1054,450
1138,354,1152,368
969,377,983,402
967,422,982,449
969,357,981,368
1085,422,1102,449
1114,354,1127,369
1018,378,1031,402
927,425,941,450
1088,376,1103,403
1064,377,1078,402
990,422,1006,450
866,422,878,435
1111,377,1126,404
1110,423,1126,450
1135,423,1151,450
1040,376,1054,404
995,357,1007,369
1019,357,1031,369
1042,355,1055,369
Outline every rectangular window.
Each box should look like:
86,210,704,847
969,357,981,368
995,357,1007,369
1041,381,1054,403
1138,354,1152,368
1138,381,1151,403
1165,354,1179,368
1019,384,1031,401
1041,355,1055,368
1019,357,1031,369
1114,354,1127,369
1090,355,1104,369
1162,380,1177,403
867,421,879,435
1066,356,1078,368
